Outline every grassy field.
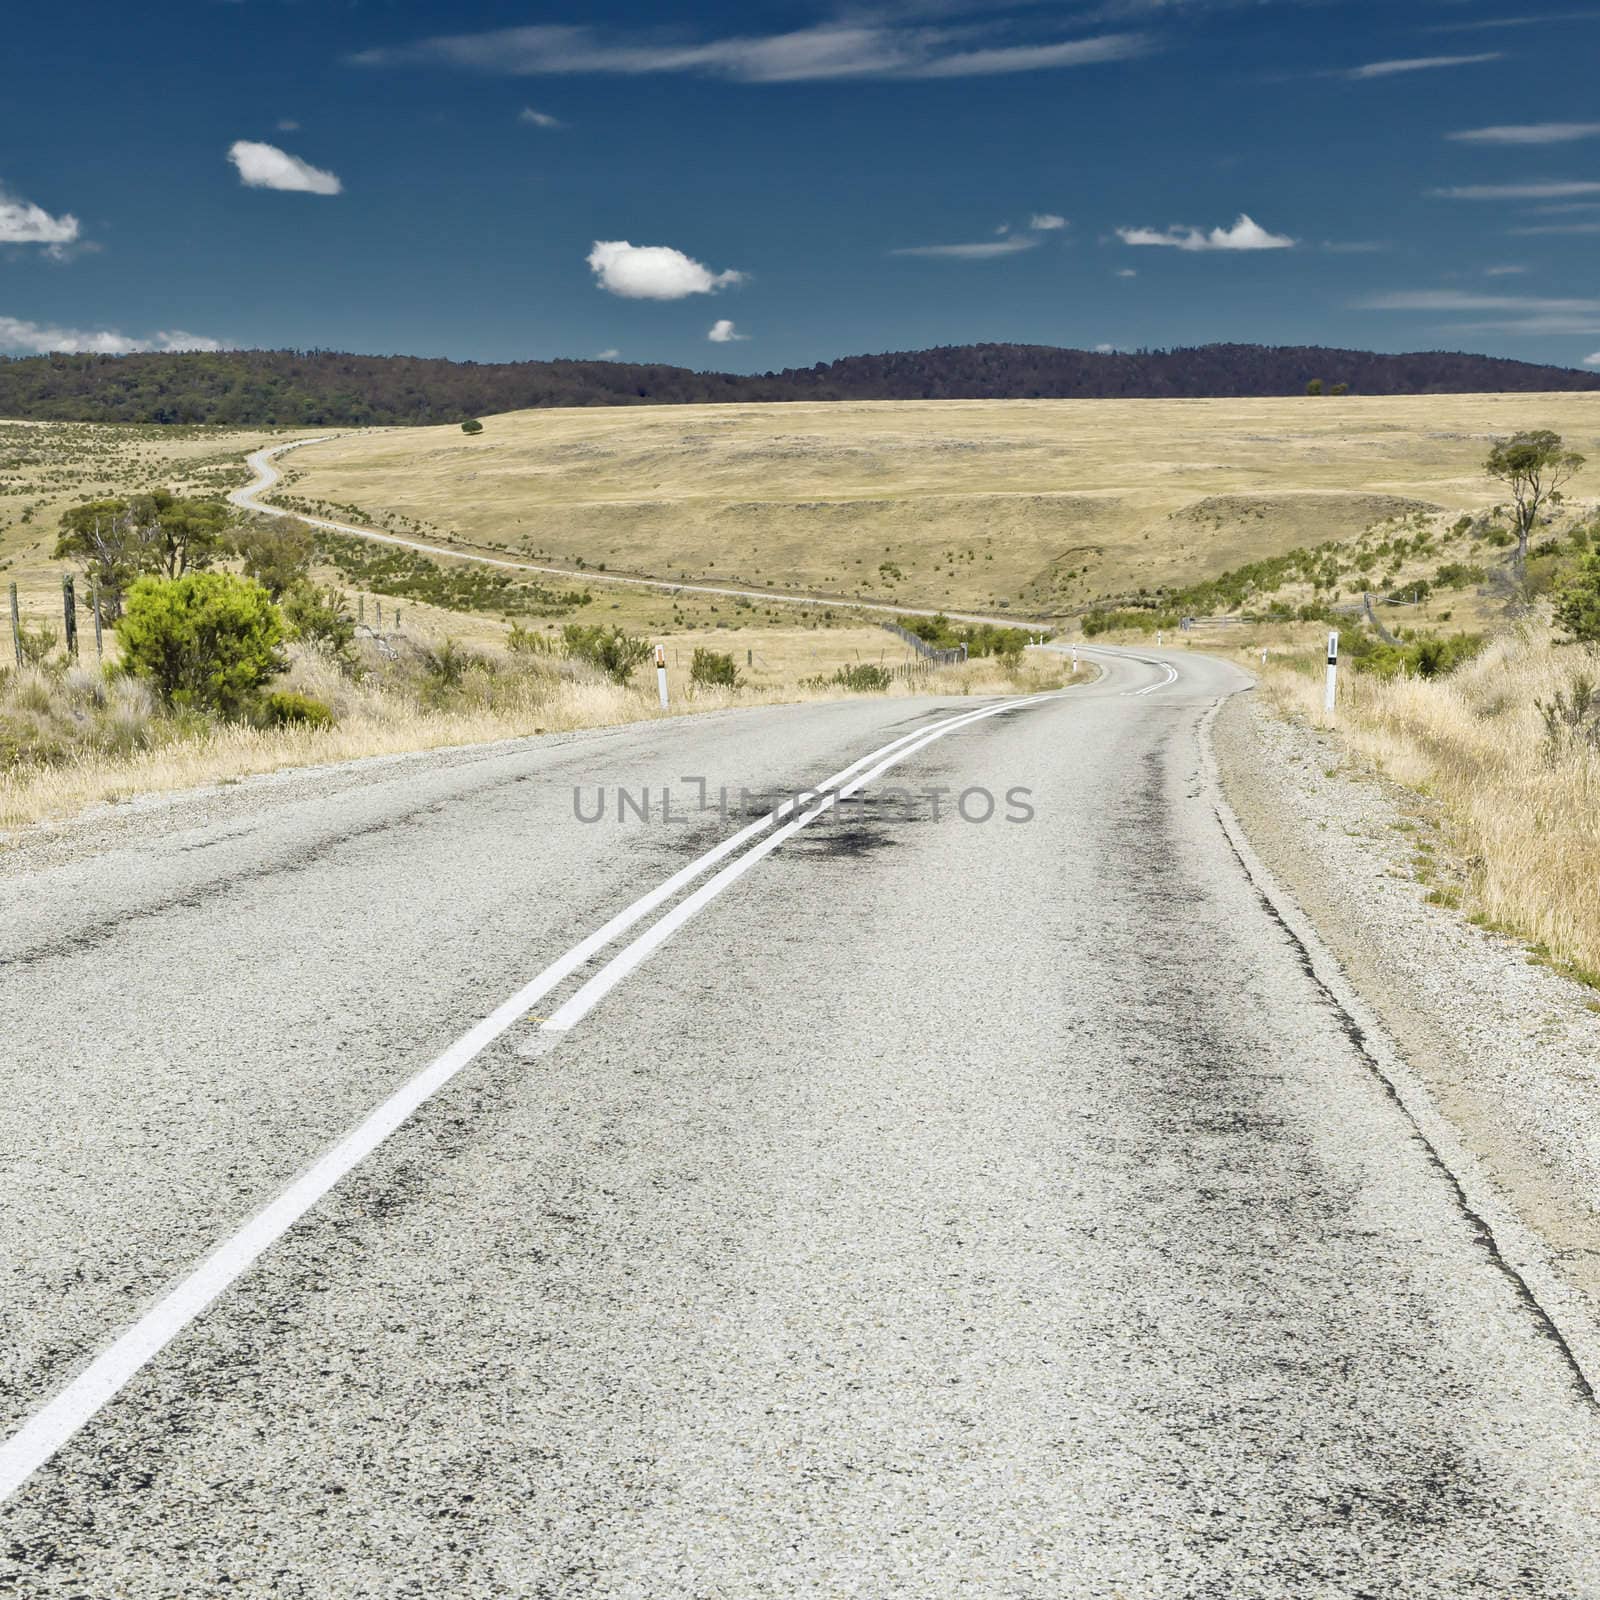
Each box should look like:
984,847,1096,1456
271,394,1600,618
0,420,307,625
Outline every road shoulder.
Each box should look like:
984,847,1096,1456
1211,689,1600,1332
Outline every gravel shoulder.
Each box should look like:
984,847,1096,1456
1213,688,1600,1322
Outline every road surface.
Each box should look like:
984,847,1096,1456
3,649,1598,1597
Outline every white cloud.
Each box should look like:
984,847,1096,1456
227,140,343,195
1117,212,1293,251
0,317,227,355
1449,122,1600,146
1510,221,1600,235
1029,212,1068,230
1094,343,1116,353
1344,52,1501,79
1432,180,1600,199
0,185,80,255
594,347,622,359
890,235,1039,258
1484,264,1528,276
352,22,1150,83
1585,352,1600,367
277,118,301,133
1115,267,1137,277
587,239,743,299
707,318,747,342
519,106,563,127
1322,240,1389,254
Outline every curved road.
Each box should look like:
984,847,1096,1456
230,439,1051,631
3,654,1598,1596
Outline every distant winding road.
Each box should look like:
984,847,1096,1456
230,438,1052,632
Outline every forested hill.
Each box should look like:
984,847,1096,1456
2,342,1596,425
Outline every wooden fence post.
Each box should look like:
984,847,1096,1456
62,574,78,661
9,582,20,668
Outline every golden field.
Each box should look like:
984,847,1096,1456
271,393,1600,617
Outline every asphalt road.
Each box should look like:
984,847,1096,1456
3,649,1599,1598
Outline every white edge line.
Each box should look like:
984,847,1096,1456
0,694,1043,1505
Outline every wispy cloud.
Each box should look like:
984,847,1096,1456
1360,291,1600,312
1322,239,1389,254
587,240,744,298
1029,212,1068,230
1117,212,1293,251
1357,289,1600,335
707,318,748,342
594,348,622,360
227,140,342,195
0,316,227,356
1585,351,1600,367
1420,9,1600,31
1432,180,1600,199
0,184,81,258
1484,264,1528,276
350,21,1150,83
519,106,563,128
1343,52,1501,80
1509,221,1600,235
891,235,1039,258
1448,121,1600,145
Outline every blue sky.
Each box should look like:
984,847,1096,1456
3,0,1599,372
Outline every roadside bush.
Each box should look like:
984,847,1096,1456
282,582,357,666
258,690,334,729
562,623,651,683
829,662,893,692
1536,672,1600,759
1433,561,1486,592
115,572,285,717
1553,554,1600,645
690,647,741,688
507,621,558,656
17,622,57,666
1352,630,1486,681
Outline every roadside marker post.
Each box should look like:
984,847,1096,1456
1071,646,1078,673
8,583,19,668
91,580,103,661
1324,629,1339,716
656,643,669,710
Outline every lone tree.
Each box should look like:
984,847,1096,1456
461,418,484,435
234,516,314,598
55,490,232,615
1485,430,1585,565
1305,379,1324,397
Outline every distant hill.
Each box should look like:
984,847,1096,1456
1,342,1596,426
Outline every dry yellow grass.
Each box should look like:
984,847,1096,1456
0,628,1077,835
1261,630,1600,986
276,393,1600,617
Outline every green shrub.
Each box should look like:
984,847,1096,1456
115,572,285,716
1433,561,1485,591
282,582,356,664
562,623,652,683
690,647,741,688
461,419,484,435
1553,554,1600,645
1353,631,1485,681
17,622,57,666
258,690,334,729
1537,673,1600,757
234,518,314,598
507,621,557,655
829,662,893,692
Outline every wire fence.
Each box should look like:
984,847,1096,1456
879,620,967,665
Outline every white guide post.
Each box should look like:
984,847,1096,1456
1324,630,1339,715
656,643,670,709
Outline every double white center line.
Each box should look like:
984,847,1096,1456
0,691,1055,1505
